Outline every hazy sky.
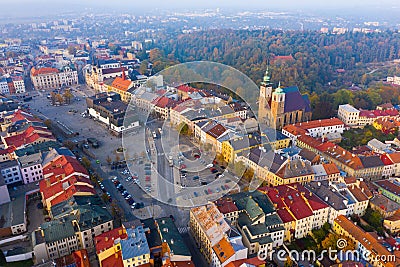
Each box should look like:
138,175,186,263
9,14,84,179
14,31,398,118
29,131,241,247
1,0,399,17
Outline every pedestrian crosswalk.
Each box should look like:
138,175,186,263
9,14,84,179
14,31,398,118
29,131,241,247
177,227,189,234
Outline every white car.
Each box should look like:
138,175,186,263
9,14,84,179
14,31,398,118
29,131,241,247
206,163,213,168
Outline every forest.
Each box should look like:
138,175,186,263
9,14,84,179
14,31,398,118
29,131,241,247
140,29,400,119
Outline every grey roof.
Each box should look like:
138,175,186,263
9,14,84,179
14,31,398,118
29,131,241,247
18,153,42,168
370,194,400,213
14,141,61,157
339,104,359,113
359,156,384,168
141,218,162,248
120,226,150,260
41,147,74,166
278,158,314,178
51,195,105,218
306,181,348,210
0,160,19,169
237,213,274,245
11,194,26,226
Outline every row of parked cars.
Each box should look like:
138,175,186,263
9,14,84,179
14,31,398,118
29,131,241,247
112,176,144,210
98,179,113,203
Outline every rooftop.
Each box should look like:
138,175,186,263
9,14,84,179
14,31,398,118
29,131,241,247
156,217,191,257
120,226,150,260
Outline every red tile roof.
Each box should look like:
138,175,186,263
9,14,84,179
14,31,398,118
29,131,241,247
3,126,54,148
11,109,41,123
215,198,238,214
100,250,123,267
152,96,178,109
40,175,91,199
49,184,96,207
43,155,88,177
95,227,127,253
177,85,199,93
260,184,327,221
381,154,394,165
207,124,227,139
277,208,295,223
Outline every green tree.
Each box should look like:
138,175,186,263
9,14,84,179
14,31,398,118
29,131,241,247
63,89,73,104
81,157,91,169
62,140,75,150
139,60,149,75
44,119,52,128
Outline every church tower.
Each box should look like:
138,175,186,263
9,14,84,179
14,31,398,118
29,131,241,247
258,66,273,122
271,82,286,129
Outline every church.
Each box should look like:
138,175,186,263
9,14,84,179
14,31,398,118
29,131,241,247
258,67,312,130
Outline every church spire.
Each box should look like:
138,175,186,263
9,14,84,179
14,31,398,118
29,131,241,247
261,63,271,86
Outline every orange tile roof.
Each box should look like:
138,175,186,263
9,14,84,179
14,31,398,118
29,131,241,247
294,118,344,130
282,124,306,136
388,152,400,164
335,215,394,266
323,145,363,170
111,77,132,91
322,163,340,175
31,67,59,76
49,184,96,207
212,238,235,264
54,249,90,267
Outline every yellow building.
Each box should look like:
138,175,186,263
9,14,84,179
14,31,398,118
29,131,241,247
384,211,400,234
107,76,134,103
222,134,267,163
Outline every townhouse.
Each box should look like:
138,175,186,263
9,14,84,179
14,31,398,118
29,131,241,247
333,215,398,267
17,153,43,184
214,192,285,258
374,179,400,204
260,184,329,241
306,180,370,224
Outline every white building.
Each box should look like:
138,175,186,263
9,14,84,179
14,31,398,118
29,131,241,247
0,160,22,185
18,153,43,184
30,66,78,90
0,79,9,94
338,104,360,127
12,77,26,94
